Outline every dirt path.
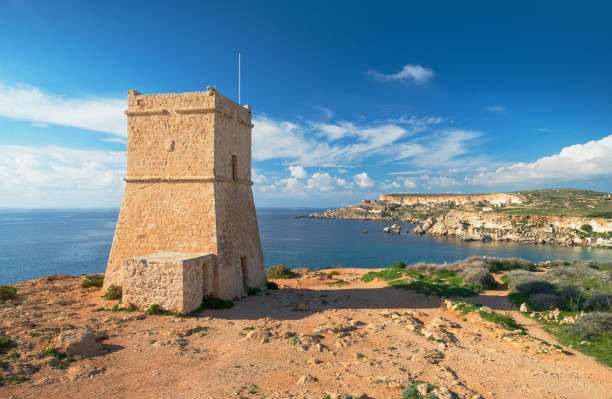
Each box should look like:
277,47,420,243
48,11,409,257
1,269,611,399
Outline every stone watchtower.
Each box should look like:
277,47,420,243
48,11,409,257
104,89,267,305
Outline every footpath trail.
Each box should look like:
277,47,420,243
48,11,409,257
1,269,611,399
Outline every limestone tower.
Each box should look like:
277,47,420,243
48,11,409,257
104,88,267,299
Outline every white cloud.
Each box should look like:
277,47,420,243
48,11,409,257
411,129,482,168
425,176,461,187
381,180,401,190
288,165,308,179
366,64,435,84
101,137,126,144
403,178,417,188
470,134,612,185
0,83,125,136
251,168,268,184
487,105,505,112
307,172,336,191
252,114,449,167
354,172,374,188
0,145,125,207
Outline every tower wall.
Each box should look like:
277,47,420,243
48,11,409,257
104,89,266,299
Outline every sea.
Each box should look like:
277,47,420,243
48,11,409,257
1,208,611,285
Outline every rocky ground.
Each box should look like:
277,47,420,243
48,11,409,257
1,270,612,399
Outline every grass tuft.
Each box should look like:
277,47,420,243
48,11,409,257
102,285,122,300
266,264,299,279
0,285,17,300
81,278,104,289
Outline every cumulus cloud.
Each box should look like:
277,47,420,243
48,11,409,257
365,64,435,84
288,165,308,179
354,172,374,188
0,82,125,136
251,168,268,184
306,172,337,191
0,145,125,207
470,134,612,185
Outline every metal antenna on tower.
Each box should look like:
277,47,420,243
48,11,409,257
238,51,242,104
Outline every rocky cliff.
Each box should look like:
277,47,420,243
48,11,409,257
417,209,612,248
310,189,612,248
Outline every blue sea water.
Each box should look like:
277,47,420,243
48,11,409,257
0,208,610,285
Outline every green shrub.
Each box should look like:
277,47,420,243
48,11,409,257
200,295,234,310
530,293,563,310
0,285,17,300
402,384,421,399
247,287,260,296
81,278,104,289
458,267,496,289
146,304,169,316
585,295,612,311
102,285,122,300
266,281,279,290
581,224,593,232
327,279,349,286
565,312,612,341
0,334,11,348
266,265,298,279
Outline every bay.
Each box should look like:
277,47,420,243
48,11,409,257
0,208,610,285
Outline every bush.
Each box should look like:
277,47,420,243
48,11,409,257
0,285,17,300
102,285,122,300
247,287,260,296
81,278,104,289
581,224,593,232
459,267,497,289
146,304,168,315
266,265,298,279
585,295,612,311
565,312,612,340
401,384,421,399
529,293,563,310
514,280,557,295
200,295,234,310
392,262,407,269
0,334,11,348
266,281,279,290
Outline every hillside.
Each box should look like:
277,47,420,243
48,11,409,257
1,259,612,398
309,189,612,248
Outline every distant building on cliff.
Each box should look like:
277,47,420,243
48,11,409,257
104,88,267,309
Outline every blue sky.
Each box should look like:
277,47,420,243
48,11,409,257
1,0,611,208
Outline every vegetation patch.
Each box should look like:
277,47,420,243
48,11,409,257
102,285,122,300
505,260,612,311
0,285,17,300
199,295,234,310
534,312,612,367
81,278,104,289
0,334,11,348
327,279,349,286
266,264,299,279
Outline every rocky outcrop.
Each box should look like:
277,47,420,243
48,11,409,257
380,192,523,206
418,210,612,248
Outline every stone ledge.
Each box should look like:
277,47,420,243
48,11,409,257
121,252,215,314
123,176,254,185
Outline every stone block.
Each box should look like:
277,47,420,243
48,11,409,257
121,252,214,314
